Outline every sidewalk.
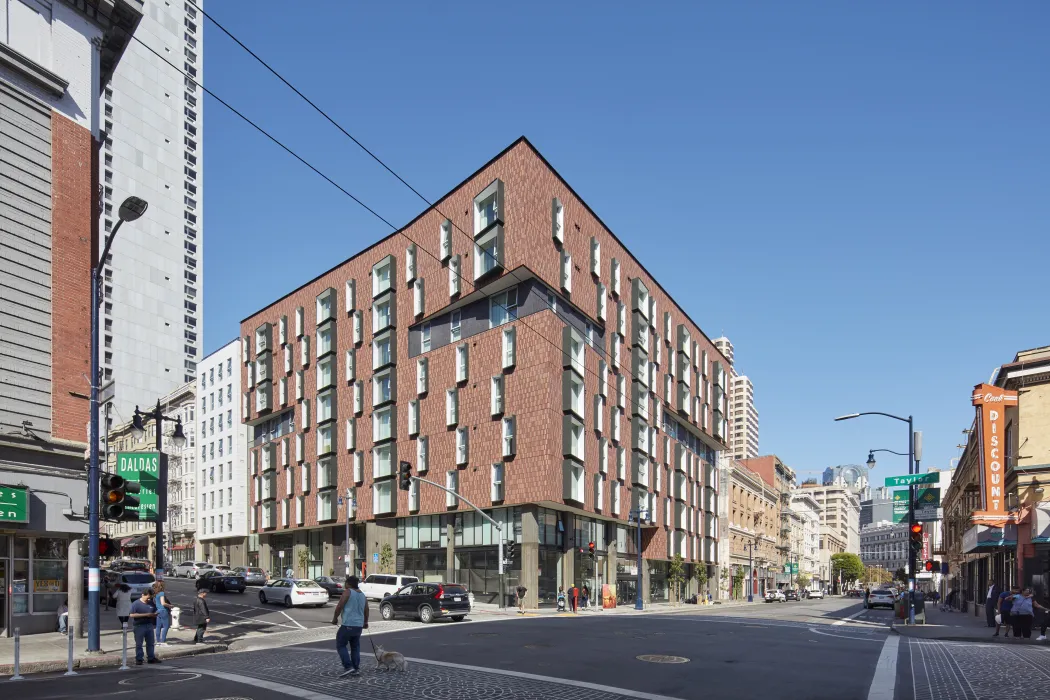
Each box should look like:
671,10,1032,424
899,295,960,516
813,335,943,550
0,615,226,677
892,602,1050,643
471,598,757,616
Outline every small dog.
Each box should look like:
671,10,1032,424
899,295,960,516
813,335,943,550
375,645,408,672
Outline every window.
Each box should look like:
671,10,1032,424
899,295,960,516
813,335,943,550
417,358,428,395
372,256,394,298
445,471,460,508
590,236,601,276
456,427,469,465
490,375,504,416
373,407,393,442
345,349,355,382
596,283,607,322
502,417,516,457
421,323,431,352
373,480,394,515
345,418,356,451
353,310,363,344
446,388,459,426
405,243,417,283
372,444,393,479
373,295,394,334
409,477,420,511
599,437,609,474
316,287,335,324
561,250,572,293
316,323,334,358
345,279,357,314
317,424,333,456
372,332,394,370
449,255,462,297
564,461,584,503
300,336,311,367
563,415,585,462
440,220,452,261
490,287,518,327
353,380,364,415
456,344,469,383
594,395,605,434
295,307,304,338
563,326,585,377
502,327,517,369
563,370,585,419
372,369,394,406
413,278,425,317
491,463,505,502
551,197,564,243
408,400,419,436
450,311,462,341
317,357,334,390
474,229,503,280
611,258,621,296
417,436,429,473
317,390,333,423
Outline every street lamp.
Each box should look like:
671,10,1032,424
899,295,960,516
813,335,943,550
867,447,909,472
629,508,648,610
744,538,759,602
88,196,148,652
131,403,186,574
835,410,918,624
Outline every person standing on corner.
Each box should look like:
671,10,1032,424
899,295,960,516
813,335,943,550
986,579,1001,627
571,585,579,614
581,584,590,611
332,575,369,678
192,588,210,644
1010,588,1046,640
115,583,133,629
995,585,1019,638
129,591,160,665
515,583,527,614
153,581,173,645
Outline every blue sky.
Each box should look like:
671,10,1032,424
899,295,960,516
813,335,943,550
200,1,1048,481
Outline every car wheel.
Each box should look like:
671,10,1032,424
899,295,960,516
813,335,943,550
259,592,267,604
381,603,394,621
419,605,434,624
284,597,292,608
238,589,244,594
451,615,465,622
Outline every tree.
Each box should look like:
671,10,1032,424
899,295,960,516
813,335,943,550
893,567,908,584
668,554,686,604
379,543,394,574
296,547,310,578
830,553,864,587
694,564,709,599
732,568,746,599
795,573,811,590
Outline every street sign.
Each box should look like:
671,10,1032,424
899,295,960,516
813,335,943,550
884,473,939,488
116,452,160,520
892,491,909,523
783,562,798,574
914,488,942,521
278,550,285,559
372,552,379,564
0,485,29,523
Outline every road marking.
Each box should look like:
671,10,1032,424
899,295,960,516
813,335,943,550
281,610,307,629
867,635,899,700
808,627,885,643
834,609,868,626
179,668,341,700
408,657,685,700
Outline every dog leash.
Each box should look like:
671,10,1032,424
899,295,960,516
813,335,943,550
365,624,380,664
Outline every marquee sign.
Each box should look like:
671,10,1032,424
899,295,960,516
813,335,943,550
971,383,1018,525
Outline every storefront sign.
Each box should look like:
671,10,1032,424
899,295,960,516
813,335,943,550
116,452,160,520
0,485,29,523
962,523,1017,553
971,383,1018,523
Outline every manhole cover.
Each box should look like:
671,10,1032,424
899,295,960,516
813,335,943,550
470,632,499,637
637,654,689,664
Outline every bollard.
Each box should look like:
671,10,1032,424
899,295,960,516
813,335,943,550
10,627,24,681
119,622,129,671
64,624,78,676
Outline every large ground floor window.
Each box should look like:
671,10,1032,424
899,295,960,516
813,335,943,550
400,550,447,583
454,547,519,606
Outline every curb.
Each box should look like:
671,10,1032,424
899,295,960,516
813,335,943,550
890,622,1046,644
0,642,227,677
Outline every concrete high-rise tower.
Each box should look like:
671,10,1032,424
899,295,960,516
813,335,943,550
714,336,759,460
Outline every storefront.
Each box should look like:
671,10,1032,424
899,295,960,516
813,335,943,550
536,509,564,607
452,508,521,606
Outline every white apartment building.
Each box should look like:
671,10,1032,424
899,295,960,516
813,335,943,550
801,483,860,588
196,339,249,565
99,0,204,424
713,337,759,460
105,381,197,563
791,490,822,589
860,521,909,574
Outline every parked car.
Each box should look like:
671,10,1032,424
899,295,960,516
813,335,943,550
233,566,268,586
214,564,232,573
106,571,156,604
867,589,896,609
358,574,420,601
783,589,800,601
109,559,152,574
314,576,345,597
175,561,211,579
258,579,329,608
378,582,470,624
807,588,826,599
196,569,246,593
765,589,786,603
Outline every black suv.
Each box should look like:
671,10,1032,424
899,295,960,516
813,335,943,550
783,589,800,601
378,582,470,624
196,569,246,593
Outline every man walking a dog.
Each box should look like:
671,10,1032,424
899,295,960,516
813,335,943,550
332,575,369,677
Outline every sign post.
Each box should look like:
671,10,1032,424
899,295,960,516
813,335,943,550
115,452,160,521
885,473,938,488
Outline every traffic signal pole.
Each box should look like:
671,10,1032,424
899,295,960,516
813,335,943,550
906,416,916,625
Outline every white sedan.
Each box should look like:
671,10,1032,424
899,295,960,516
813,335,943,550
867,589,896,609
258,578,329,608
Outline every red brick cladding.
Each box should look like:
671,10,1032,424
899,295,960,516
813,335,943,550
739,456,778,490
241,139,725,560
50,111,95,443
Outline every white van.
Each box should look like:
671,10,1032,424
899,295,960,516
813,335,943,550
358,574,419,601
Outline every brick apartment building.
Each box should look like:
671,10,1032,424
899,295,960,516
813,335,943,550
240,138,729,608
0,0,142,635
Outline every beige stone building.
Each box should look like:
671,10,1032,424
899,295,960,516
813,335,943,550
727,460,780,598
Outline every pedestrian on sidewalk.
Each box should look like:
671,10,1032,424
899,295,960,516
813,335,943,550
1009,588,1046,640
192,589,210,644
331,575,368,678
515,584,527,614
57,599,68,634
571,585,579,614
581,584,589,611
115,583,133,628
864,587,871,609
129,590,160,665
994,585,1019,638
986,579,1002,627
153,581,173,645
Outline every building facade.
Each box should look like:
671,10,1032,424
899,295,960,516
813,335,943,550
98,0,204,420
104,381,197,563
801,482,860,589
860,521,908,576
790,490,822,591
196,339,249,565
713,337,759,460
0,0,142,636
727,460,779,597
240,139,728,607
942,345,1050,607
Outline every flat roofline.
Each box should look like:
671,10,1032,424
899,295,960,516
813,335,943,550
238,136,731,367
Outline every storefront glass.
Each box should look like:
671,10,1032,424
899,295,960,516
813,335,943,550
537,548,562,607
454,548,519,605
649,560,668,602
401,551,447,582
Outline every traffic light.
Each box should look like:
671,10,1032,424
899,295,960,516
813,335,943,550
100,472,140,521
924,560,934,573
588,541,596,557
506,539,516,561
909,522,924,556
398,461,412,491
77,535,119,558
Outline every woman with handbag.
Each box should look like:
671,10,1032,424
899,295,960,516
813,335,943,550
1010,588,1046,640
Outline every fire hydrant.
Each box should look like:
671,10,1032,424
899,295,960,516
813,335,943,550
171,606,182,630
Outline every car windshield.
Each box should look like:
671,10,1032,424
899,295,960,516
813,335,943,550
123,574,154,584
402,577,419,584
444,585,467,595
294,580,322,588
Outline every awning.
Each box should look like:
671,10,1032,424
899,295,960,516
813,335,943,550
121,535,149,548
1032,506,1050,544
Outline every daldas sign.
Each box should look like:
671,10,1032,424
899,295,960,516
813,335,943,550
971,383,1018,524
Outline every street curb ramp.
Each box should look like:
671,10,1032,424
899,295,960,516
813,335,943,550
0,641,228,677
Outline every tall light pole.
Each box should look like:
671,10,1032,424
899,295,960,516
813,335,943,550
88,196,147,652
745,538,758,602
835,411,918,623
131,403,187,573
629,508,648,610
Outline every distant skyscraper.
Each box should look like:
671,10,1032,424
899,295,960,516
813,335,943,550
714,336,759,460
100,0,204,421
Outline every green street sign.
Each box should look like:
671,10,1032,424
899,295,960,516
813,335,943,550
892,490,909,523
0,485,29,523
783,562,798,574
884,473,939,488
116,452,160,521
915,488,941,508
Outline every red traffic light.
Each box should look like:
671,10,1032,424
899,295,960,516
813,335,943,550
924,560,934,572
910,523,923,535
588,542,595,554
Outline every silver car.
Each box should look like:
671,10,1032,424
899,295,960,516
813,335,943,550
234,566,267,586
107,571,156,604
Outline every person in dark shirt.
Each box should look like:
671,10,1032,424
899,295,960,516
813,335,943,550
193,589,211,644
129,591,160,665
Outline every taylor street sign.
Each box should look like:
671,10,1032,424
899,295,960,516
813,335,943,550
0,485,29,523
885,473,939,488
116,452,160,521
